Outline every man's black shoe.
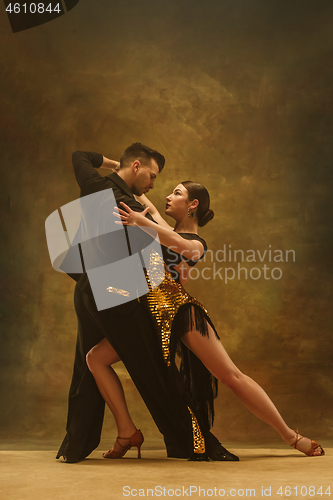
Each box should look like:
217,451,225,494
208,444,239,461
167,438,239,461
64,456,80,463
56,452,80,463
205,432,239,461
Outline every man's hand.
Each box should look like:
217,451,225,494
101,157,120,171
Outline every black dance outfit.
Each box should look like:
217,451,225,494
57,151,232,462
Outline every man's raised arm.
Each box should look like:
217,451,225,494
72,151,104,191
72,151,119,196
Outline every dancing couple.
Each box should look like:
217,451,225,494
56,143,324,463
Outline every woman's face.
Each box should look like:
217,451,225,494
165,184,191,218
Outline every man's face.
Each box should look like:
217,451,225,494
132,159,159,196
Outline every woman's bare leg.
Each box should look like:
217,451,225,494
182,321,322,455
86,338,137,452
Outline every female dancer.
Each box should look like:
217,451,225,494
86,181,324,459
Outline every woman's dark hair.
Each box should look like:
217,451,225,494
181,181,214,227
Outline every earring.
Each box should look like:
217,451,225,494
187,207,193,218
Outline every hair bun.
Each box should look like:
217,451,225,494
198,209,214,227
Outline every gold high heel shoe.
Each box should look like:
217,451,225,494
103,429,144,459
291,429,324,456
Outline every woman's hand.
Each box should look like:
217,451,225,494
101,157,120,171
114,202,150,226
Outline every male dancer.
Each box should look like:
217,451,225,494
56,144,238,462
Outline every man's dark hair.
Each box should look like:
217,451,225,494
119,142,165,172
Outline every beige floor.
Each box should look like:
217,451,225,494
0,443,331,500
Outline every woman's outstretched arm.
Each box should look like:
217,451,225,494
135,194,174,230
114,202,204,261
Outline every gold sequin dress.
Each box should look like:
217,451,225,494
141,233,219,459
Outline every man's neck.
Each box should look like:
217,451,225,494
115,168,133,191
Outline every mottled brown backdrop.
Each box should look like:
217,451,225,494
0,0,332,447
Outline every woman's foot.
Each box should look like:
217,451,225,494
289,429,324,456
103,429,144,459
109,423,137,454
111,437,132,454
